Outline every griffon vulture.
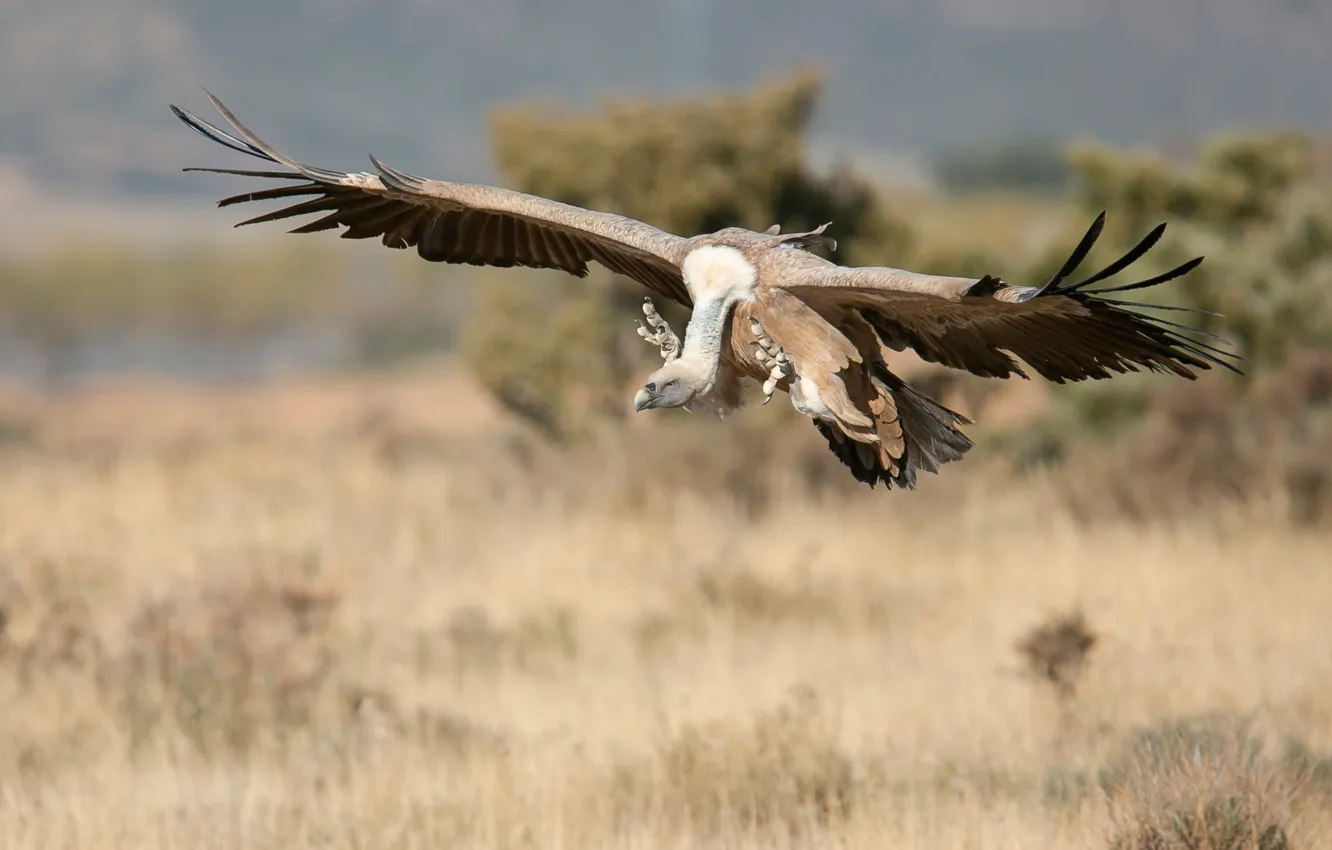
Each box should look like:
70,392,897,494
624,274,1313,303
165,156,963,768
169,93,1244,490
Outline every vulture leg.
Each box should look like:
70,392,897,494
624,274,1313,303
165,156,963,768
747,318,794,405
635,297,681,363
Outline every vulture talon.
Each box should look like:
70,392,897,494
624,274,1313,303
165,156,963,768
750,319,794,404
637,297,681,362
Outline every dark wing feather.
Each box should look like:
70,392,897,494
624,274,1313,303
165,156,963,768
778,214,1246,384
170,93,694,306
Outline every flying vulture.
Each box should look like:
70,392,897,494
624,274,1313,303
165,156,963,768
170,92,1244,490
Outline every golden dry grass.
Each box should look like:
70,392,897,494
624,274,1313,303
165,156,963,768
0,371,1330,849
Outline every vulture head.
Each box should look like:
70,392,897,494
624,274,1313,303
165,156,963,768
633,360,707,412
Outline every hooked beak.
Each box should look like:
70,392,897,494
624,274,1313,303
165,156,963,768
633,386,654,413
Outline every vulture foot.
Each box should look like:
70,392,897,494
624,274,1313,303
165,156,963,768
748,317,793,405
635,297,681,363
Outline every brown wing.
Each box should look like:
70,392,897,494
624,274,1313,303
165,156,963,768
776,213,1246,383
170,92,694,306
749,288,874,431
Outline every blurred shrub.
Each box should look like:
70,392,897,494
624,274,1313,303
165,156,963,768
1015,610,1098,700
605,688,866,839
464,69,913,439
1101,715,1304,850
112,572,341,755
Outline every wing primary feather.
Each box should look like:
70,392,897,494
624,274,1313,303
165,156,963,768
787,212,1244,386
200,90,349,183
1147,335,1248,374
1135,312,1243,347
1151,331,1246,373
217,184,323,207
1033,211,1105,296
233,196,346,228
183,167,308,180
1055,223,1167,294
350,203,421,234
289,212,349,234
368,155,427,192
170,105,271,161
1095,297,1221,316
1160,333,1247,366
1081,256,1205,296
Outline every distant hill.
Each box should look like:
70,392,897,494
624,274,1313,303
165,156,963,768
4,0,1332,201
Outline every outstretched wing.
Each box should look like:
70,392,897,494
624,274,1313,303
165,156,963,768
774,213,1246,383
171,92,694,306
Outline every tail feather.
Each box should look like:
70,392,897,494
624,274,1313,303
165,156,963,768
888,375,975,481
815,370,974,490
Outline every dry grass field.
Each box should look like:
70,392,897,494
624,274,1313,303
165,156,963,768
0,366,1330,850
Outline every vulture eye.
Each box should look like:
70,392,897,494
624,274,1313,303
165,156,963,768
666,380,679,390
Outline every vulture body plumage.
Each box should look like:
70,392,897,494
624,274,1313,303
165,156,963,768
170,93,1245,490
